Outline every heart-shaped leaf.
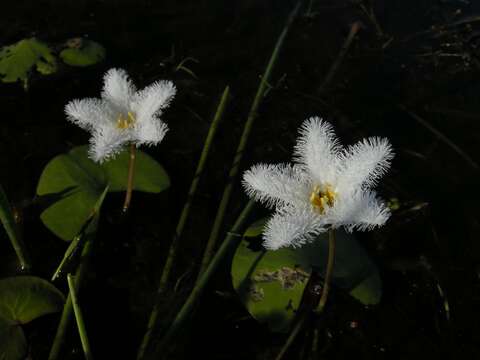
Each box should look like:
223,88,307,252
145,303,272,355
37,145,170,240
0,276,64,360
60,38,106,67
0,315,26,360
0,276,65,324
231,218,382,331
0,38,56,87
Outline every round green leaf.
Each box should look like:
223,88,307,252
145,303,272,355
0,38,56,87
36,145,170,240
232,219,382,331
60,38,106,67
232,241,309,332
0,315,26,360
0,276,64,325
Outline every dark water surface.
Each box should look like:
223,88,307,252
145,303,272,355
1,0,480,359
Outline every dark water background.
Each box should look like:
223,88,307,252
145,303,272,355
1,0,480,359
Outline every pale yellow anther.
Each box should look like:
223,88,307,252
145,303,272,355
310,184,336,214
116,111,136,129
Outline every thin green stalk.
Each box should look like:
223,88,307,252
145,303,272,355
67,274,93,360
122,143,137,213
48,187,108,360
153,200,255,357
159,85,230,291
136,86,230,360
48,238,94,360
51,233,83,281
315,228,336,314
196,0,303,279
0,184,30,271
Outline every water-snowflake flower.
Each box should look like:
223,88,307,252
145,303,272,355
243,117,394,250
65,68,176,162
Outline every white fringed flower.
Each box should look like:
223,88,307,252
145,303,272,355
65,68,176,162
243,117,394,250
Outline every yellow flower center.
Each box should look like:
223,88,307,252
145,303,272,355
310,184,336,214
116,111,136,129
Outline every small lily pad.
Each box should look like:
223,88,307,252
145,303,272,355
231,218,382,331
0,276,64,360
37,145,170,240
0,38,56,87
60,38,106,67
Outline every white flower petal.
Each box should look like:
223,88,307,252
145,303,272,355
336,137,393,194
134,118,168,146
263,205,327,250
65,98,112,131
132,80,176,126
293,117,341,185
242,163,311,208
101,68,136,112
89,124,132,163
331,190,390,232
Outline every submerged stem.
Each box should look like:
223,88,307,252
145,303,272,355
122,143,137,213
315,228,336,314
67,274,94,360
196,0,302,280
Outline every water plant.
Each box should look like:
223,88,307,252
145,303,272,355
4,1,472,359
243,117,393,250
65,68,176,212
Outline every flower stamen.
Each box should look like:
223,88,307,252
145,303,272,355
116,111,136,129
310,184,335,214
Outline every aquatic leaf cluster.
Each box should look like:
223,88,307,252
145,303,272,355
232,219,381,331
37,145,169,240
0,3,405,359
0,38,105,89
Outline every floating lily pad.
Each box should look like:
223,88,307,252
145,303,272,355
37,145,170,240
0,276,64,360
231,218,382,331
60,38,106,67
0,38,56,87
